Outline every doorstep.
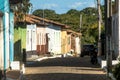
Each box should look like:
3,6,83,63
6,70,23,80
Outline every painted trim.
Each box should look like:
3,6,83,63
9,11,14,62
3,0,10,70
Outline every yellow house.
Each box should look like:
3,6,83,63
61,29,69,54
61,28,81,56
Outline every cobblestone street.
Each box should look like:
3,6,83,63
25,56,110,80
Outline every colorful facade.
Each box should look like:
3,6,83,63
14,24,26,60
67,30,81,55
26,24,37,55
61,29,69,54
0,0,15,71
16,15,81,57
61,29,81,55
36,25,48,55
46,24,62,55
25,15,67,55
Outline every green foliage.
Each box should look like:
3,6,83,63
32,7,105,44
14,0,32,22
33,9,60,21
112,63,120,80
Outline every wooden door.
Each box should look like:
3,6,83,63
26,25,36,55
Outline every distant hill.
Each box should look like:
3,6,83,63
32,7,104,44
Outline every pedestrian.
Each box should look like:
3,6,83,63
90,48,98,64
23,49,26,64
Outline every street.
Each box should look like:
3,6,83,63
25,56,110,80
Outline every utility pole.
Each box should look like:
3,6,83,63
80,14,82,32
108,0,112,74
97,0,102,57
79,14,82,55
43,8,45,24
105,0,112,75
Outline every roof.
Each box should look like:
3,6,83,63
66,29,82,36
25,15,47,26
25,15,70,28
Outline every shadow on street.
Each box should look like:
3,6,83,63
25,73,107,80
26,56,100,68
25,56,110,80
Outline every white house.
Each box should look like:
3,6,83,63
46,23,62,55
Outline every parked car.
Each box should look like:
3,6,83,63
80,44,95,57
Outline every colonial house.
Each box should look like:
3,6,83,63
25,15,48,55
15,14,81,59
25,15,68,55
0,0,21,78
0,0,14,71
61,29,81,56
14,15,47,59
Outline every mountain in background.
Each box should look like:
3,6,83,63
32,7,104,44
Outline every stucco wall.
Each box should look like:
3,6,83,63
61,30,68,54
0,16,4,69
46,24,61,54
14,25,26,61
37,26,48,55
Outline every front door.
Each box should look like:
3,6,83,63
26,24,36,55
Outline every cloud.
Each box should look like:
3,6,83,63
70,2,86,9
43,3,58,9
89,3,96,8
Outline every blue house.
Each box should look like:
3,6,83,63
0,0,21,73
0,0,11,71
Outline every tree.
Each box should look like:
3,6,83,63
14,0,32,23
32,7,105,44
33,9,60,21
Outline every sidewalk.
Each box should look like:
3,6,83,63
6,70,24,80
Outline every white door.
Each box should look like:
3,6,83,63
26,25,36,54
0,17,4,69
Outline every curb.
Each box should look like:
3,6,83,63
35,55,62,61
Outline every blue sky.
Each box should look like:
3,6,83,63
30,0,104,14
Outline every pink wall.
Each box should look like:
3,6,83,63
36,26,48,55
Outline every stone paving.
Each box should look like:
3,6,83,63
24,56,111,80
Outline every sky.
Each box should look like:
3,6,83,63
30,0,104,14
